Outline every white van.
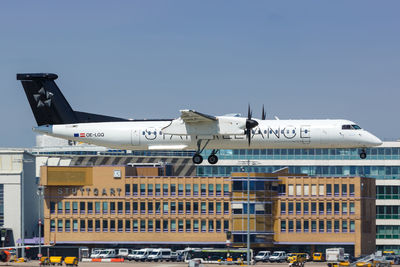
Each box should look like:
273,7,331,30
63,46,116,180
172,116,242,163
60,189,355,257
133,248,154,261
269,251,287,262
127,250,139,261
117,248,129,259
255,251,271,262
147,248,172,261
90,249,103,259
98,249,116,258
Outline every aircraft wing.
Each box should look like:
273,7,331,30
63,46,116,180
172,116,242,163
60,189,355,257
162,110,246,136
180,110,217,123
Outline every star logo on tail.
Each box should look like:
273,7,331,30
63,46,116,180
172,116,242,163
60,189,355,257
33,87,53,108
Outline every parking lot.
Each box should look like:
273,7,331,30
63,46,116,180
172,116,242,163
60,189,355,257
3,261,334,267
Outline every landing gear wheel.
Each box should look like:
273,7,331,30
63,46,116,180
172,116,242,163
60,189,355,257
360,149,367,159
208,154,219,165
192,154,203,164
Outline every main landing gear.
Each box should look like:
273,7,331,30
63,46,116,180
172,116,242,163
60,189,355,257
192,140,219,165
360,149,367,159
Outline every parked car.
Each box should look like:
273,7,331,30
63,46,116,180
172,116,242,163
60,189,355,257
313,252,325,262
269,251,287,263
255,251,271,262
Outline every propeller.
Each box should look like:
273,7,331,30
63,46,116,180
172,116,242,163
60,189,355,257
245,104,259,146
262,105,266,120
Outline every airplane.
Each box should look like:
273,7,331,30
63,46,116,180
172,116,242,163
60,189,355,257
17,73,382,165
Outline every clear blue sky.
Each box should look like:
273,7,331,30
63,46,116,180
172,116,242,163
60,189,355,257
1,1,399,147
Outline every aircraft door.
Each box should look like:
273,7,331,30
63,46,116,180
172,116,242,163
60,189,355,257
300,125,311,144
131,129,141,146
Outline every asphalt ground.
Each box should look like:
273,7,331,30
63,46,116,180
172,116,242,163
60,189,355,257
1,261,333,267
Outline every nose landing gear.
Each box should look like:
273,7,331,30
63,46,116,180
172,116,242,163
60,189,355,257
360,149,367,159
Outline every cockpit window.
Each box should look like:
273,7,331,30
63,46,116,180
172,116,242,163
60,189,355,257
342,124,362,130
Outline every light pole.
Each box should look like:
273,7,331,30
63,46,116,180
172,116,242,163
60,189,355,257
37,186,44,259
246,159,250,266
21,167,25,259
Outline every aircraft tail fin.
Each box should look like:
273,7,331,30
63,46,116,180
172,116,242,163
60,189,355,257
17,73,127,126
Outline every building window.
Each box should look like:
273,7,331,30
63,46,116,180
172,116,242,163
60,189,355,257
163,184,168,196
194,202,199,214
148,202,153,214
350,184,355,196
296,202,301,214
319,202,324,214
155,184,161,196
311,221,317,232
80,219,85,232
155,202,161,214
334,184,340,196
319,220,324,232
342,203,348,214
224,202,229,214
79,202,85,214
342,221,348,232
178,202,184,214
216,220,221,232
125,184,131,196
170,184,176,196
87,202,93,214
125,202,130,215
132,184,138,196
148,220,153,232
303,202,309,214
296,220,302,232
140,202,146,214
95,220,100,232
304,184,309,196
178,220,184,232
73,202,78,214
88,220,93,232
163,202,169,214
224,184,229,196
216,184,221,196
334,202,340,214
117,220,123,232
147,184,153,196
311,184,317,196
155,220,160,232
304,221,309,232
50,202,56,214
103,220,108,232
102,202,108,214
327,220,332,233
350,220,355,232
288,202,294,214
224,220,229,232
201,184,206,196
334,220,340,232
216,202,222,214
326,184,332,196
110,220,116,232
280,220,286,232
209,184,214,196
133,202,138,214
194,184,199,196
133,220,138,232
201,202,206,214
186,202,191,214
186,184,191,196
140,220,145,232
95,202,100,214
201,220,206,232
50,220,55,232
319,184,325,196
140,184,146,196
311,202,317,215
110,202,116,214
208,202,214,214
209,220,214,232
178,184,184,196
288,184,294,196
186,220,192,232
73,220,78,232
327,202,332,214
350,202,355,214
57,201,63,214
163,220,168,232
288,220,294,232
342,184,347,196
194,220,199,232
125,220,131,232
171,202,176,214
64,202,70,214
296,184,302,196
171,220,176,232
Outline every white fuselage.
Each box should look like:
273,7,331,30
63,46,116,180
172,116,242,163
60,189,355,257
34,118,382,151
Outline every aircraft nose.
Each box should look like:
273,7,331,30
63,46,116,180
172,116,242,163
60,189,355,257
363,132,382,146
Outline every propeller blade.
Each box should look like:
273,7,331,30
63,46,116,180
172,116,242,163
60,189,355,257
245,104,258,146
262,105,266,120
